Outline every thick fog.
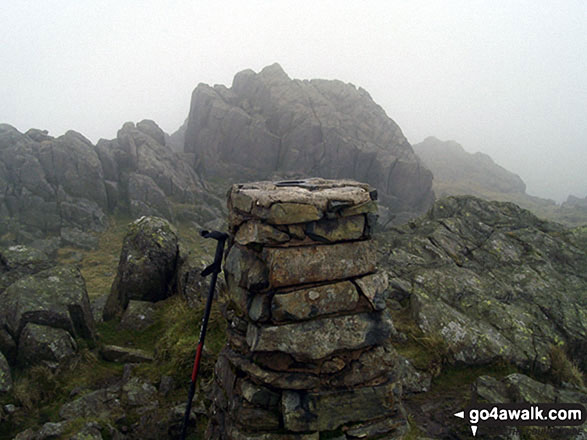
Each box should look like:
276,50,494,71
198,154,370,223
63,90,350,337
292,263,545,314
1,0,585,202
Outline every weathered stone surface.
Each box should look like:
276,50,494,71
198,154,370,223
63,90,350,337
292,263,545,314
224,245,268,291
222,348,320,390
60,227,99,250
235,221,290,245
305,215,365,242
103,216,179,320
246,311,394,360
35,422,68,439
100,345,154,363
345,415,408,439
248,293,272,322
0,265,95,342
238,379,280,408
379,196,587,372
265,203,322,225
186,65,434,219
0,351,11,392
233,405,280,431
328,343,398,388
0,327,16,364
119,300,157,331
59,385,123,420
263,240,376,288
226,426,319,440
122,377,158,406
474,373,587,405
17,323,77,367
354,272,388,311
282,380,398,431
228,179,373,214
271,281,359,321
0,245,52,293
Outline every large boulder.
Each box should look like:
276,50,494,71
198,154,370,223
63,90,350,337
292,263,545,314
183,63,434,221
17,323,77,368
103,216,179,320
0,265,96,345
379,196,587,373
0,245,53,293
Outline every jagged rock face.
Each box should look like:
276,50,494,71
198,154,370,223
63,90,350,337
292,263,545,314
413,136,526,196
0,120,223,246
0,124,107,241
379,196,587,373
184,63,434,220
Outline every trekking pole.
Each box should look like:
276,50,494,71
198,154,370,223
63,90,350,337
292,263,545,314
180,230,229,440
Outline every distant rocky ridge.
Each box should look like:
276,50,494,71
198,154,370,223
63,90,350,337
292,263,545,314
413,136,526,195
413,136,587,226
183,63,434,223
0,120,224,248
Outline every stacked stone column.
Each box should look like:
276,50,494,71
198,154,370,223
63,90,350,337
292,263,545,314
208,178,406,439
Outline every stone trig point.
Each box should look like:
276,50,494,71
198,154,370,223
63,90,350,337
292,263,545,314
208,178,407,439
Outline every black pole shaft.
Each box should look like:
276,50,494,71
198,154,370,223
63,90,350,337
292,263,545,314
180,231,227,440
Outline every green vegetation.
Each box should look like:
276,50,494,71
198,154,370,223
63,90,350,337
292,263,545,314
549,345,585,389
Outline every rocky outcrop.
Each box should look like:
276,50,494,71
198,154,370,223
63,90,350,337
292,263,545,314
208,179,407,439
103,216,180,320
0,264,95,367
0,245,53,293
183,63,434,222
0,120,224,248
379,196,587,373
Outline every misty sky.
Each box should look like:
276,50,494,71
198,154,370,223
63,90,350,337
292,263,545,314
1,0,585,202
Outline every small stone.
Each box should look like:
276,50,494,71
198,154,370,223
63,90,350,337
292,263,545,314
159,375,174,396
224,245,268,290
235,221,290,245
249,293,272,322
119,300,157,331
339,200,378,216
354,272,389,310
100,345,153,363
239,379,280,408
305,215,365,242
287,224,306,240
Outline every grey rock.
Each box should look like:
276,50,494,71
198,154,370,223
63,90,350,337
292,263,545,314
271,280,359,321
103,216,179,320
0,245,52,293
305,215,365,242
17,323,77,367
59,227,99,250
354,271,389,311
119,300,157,331
378,196,587,372
185,64,434,220
59,385,123,420
36,421,67,439
0,351,11,392
246,311,394,360
0,264,96,342
262,240,377,288
282,380,400,432
122,376,158,406
235,221,290,245
224,244,268,291
100,345,153,363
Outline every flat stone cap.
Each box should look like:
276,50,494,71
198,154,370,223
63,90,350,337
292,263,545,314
228,178,377,225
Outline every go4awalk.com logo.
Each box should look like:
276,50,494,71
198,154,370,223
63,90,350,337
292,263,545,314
454,403,585,436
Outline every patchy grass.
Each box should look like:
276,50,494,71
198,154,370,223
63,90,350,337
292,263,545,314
549,345,585,389
389,305,449,376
